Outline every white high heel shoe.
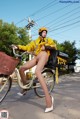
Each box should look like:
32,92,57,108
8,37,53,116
45,96,54,113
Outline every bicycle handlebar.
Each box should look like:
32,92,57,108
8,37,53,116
11,44,30,58
13,48,27,57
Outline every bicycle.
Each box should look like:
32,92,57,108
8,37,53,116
0,47,57,103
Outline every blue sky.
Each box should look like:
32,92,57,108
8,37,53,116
0,0,80,48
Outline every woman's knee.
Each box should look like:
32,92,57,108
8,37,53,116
19,66,27,73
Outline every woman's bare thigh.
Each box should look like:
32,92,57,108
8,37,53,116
36,51,49,71
21,57,37,70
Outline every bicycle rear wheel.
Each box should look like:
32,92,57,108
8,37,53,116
34,69,55,98
0,75,12,103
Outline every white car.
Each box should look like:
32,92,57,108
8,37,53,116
74,59,80,72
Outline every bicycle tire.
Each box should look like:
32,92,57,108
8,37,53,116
34,68,55,98
0,76,12,103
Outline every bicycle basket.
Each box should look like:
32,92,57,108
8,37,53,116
0,52,19,76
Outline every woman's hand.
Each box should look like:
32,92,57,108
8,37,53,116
11,44,18,49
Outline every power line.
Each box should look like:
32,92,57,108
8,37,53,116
15,18,27,25
45,6,80,27
30,0,57,17
49,25,80,48
35,3,72,21
49,24,80,36
31,3,75,33
32,19,80,37
49,20,80,32
31,3,74,32
50,13,80,30
15,0,57,25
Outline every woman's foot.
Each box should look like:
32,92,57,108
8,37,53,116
45,96,54,113
17,89,27,96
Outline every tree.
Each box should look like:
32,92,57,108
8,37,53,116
60,40,77,62
0,19,30,55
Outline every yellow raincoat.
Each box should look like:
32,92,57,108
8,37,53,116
18,37,57,56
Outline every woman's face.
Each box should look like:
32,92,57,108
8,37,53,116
41,31,47,38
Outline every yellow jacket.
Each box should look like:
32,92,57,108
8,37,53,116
18,37,57,56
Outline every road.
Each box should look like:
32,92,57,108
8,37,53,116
0,73,80,119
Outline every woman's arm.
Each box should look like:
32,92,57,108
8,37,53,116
18,41,35,51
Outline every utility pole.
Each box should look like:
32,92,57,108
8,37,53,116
26,17,35,40
25,17,35,74
25,17,35,60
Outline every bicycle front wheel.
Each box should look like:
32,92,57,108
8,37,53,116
0,75,12,103
34,69,55,98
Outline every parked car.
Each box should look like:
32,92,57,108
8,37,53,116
74,59,80,72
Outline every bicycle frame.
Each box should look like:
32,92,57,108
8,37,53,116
13,67,55,90
14,68,36,89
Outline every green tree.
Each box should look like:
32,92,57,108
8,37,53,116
60,40,77,62
0,19,30,55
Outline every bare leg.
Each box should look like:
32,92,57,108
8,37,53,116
35,51,52,108
19,57,37,85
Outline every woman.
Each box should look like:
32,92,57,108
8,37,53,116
14,27,57,112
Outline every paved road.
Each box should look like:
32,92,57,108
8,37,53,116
0,73,80,119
